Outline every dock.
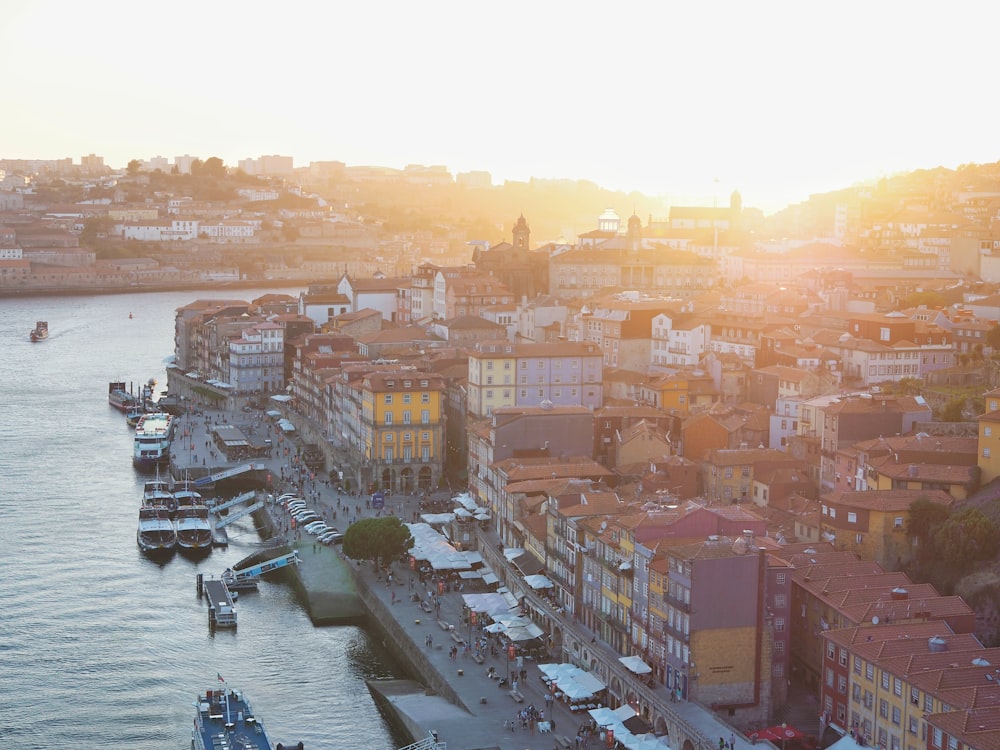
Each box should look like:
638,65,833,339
199,576,237,629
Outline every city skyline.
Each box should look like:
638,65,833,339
3,1,1000,213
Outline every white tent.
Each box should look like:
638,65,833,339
462,592,517,617
505,623,545,641
524,574,554,589
619,655,653,674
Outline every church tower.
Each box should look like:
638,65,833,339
512,214,530,253
627,212,643,252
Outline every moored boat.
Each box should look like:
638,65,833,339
136,505,176,558
108,381,139,413
175,498,213,557
132,412,175,471
192,684,283,750
29,321,48,342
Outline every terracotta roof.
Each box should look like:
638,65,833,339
823,488,956,512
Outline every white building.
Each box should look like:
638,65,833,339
651,311,710,367
225,322,285,395
121,219,199,241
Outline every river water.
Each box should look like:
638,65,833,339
0,290,411,749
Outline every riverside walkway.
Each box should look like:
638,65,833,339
168,404,783,750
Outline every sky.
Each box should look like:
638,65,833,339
3,1,999,214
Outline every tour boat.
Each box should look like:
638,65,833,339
29,321,48,342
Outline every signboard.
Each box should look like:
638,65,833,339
371,491,385,509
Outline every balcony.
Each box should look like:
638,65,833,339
666,592,691,613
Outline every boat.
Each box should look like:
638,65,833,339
143,475,177,516
108,381,139,413
29,321,48,342
132,412,175,471
175,495,213,556
192,685,284,750
136,505,176,557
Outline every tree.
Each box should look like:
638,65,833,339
933,507,999,570
906,498,951,552
341,516,412,568
126,159,142,176
987,322,1000,353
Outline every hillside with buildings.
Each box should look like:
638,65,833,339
10,151,1000,747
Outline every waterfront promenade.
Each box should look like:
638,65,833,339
169,405,787,750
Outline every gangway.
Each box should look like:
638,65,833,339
207,490,256,514
222,551,300,590
397,732,444,750
194,462,267,488
212,500,264,530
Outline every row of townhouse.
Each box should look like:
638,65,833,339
118,218,259,242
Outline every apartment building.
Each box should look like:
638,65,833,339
466,341,603,418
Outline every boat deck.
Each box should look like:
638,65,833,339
202,579,237,629
194,688,273,750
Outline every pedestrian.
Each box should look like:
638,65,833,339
720,738,726,750
730,734,736,750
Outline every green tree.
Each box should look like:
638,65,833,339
933,507,999,570
987,323,1000,353
202,157,227,179
906,498,951,560
341,516,412,568
940,397,967,422
127,159,142,176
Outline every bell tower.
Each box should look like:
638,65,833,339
512,214,530,252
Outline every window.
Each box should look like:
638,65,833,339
925,695,933,713
421,393,430,403
775,617,785,631
384,413,393,425
894,677,902,697
838,675,847,694
773,640,784,655
827,642,836,659
882,672,890,690
775,594,786,607
866,663,875,681
403,393,412,404
839,648,848,666
847,512,857,524
385,433,393,442
932,728,942,749
880,698,888,718
853,684,862,702
985,447,992,458
892,706,901,725
384,447,393,462
776,572,786,585
403,411,411,424
422,432,429,440
894,516,904,529
830,508,837,519
384,394,393,404
421,410,430,424
854,657,862,675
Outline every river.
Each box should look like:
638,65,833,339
0,289,410,749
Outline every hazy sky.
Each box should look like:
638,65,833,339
3,1,998,213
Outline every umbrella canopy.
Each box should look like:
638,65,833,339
619,655,652,674
454,508,473,518
484,622,506,633
505,623,545,641
524,574,554,589
758,726,805,743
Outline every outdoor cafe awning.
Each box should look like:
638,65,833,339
524,574,554,589
619,655,652,675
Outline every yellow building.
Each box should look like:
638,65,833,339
467,347,515,417
359,371,444,494
821,623,991,750
819,489,956,570
977,410,1000,484
639,372,717,414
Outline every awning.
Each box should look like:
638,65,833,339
619,655,652,675
524,574,554,589
269,394,292,402
512,552,545,577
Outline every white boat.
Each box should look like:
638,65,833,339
132,413,174,471
136,505,176,557
175,501,213,556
